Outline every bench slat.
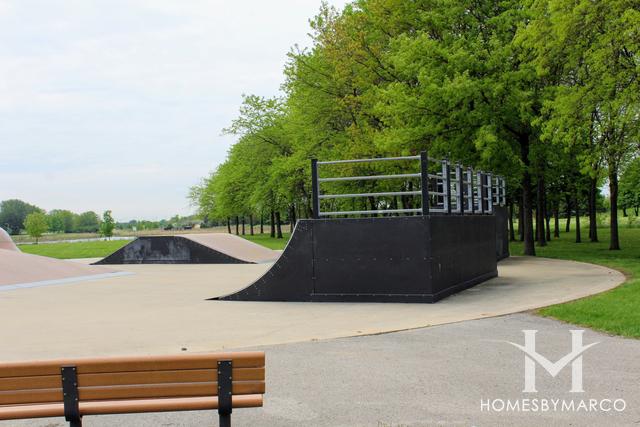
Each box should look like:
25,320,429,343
0,375,59,392
0,352,265,378
0,368,264,392
0,394,263,420
0,381,265,405
80,367,265,387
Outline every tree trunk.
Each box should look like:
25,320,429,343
518,200,525,241
623,207,627,217
290,205,296,232
235,216,239,235
227,217,231,234
545,209,551,243
588,177,598,242
508,200,516,242
565,195,572,232
241,216,245,235
260,214,264,234
609,169,620,250
249,215,254,236
553,204,560,238
575,195,581,243
520,135,535,256
368,196,377,217
536,176,546,247
270,210,275,238
275,211,283,239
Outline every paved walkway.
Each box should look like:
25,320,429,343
3,314,639,426
0,257,624,361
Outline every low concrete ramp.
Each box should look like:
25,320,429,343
95,233,279,265
0,227,19,252
0,249,121,288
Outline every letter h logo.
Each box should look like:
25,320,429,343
508,330,598,393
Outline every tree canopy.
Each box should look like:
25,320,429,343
192,0,639,252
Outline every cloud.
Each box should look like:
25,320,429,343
0,0,349,221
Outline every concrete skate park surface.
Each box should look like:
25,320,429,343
0,256,624,361
0,249,128,289
3,314,639,427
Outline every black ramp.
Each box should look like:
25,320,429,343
95,236,251,264
215,215,499,303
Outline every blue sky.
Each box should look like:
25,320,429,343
0,1,349,221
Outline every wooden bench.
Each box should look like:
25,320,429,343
0,351,265,426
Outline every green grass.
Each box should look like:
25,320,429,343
17,233,292,258
241,233,291,250
510,227,640,338
18,240,129,259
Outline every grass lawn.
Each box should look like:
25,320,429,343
242,233,291,250
18,240,129,259
510,226,640,338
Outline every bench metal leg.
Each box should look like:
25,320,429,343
217,360,233,427
219,413,231,427
61,366,82,427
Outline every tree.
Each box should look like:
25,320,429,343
75,211,100,232
47,210,75,233
620,158,640,216
519,0,640,250
0,199,42,234
100,210,115,239
24,212,48,244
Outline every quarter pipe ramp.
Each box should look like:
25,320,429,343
214,215,499,303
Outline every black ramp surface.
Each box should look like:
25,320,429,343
95,236,250,264
216,215,499,303
312,217,430,296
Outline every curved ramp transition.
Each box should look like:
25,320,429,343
0,249,122,289
215,215,498,303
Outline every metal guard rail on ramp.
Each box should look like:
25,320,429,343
215,153,509,303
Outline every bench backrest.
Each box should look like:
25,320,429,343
0,352,265,406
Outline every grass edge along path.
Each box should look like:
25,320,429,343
18,240,129,259
510,227,640,339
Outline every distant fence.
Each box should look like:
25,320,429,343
311,152,506,218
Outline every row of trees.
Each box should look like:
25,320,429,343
191,0,639,252
22,210,115,243
0,199,102,235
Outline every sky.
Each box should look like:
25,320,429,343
0,0,349,221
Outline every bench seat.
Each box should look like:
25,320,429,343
0,351,265,426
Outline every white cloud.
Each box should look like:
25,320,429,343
0,0,349,221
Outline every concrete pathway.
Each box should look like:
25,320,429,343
3,314,638,426
0,257,624,361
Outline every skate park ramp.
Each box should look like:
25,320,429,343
215,215,499,303
0,249,126,290
0,227,19,252
95,233,279,265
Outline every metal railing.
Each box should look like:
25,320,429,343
311,152,506,218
